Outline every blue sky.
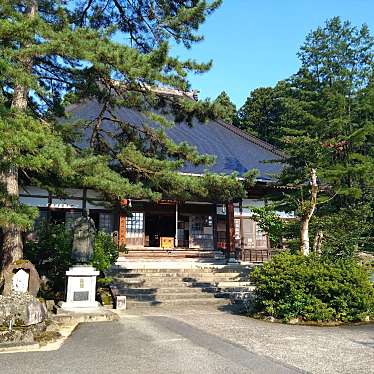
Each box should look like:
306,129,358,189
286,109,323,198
171,0,374,108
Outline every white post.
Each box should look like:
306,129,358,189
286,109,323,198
175,202,178,248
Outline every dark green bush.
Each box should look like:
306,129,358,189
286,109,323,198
24,223,72,295
250,252,374,322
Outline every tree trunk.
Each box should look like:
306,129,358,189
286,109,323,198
1,1,37,283
300,168,318,256
1,168,23,269
313,229,323,254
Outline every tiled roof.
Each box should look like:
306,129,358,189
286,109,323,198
66,100,284,181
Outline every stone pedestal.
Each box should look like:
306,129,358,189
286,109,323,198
59,265,100,310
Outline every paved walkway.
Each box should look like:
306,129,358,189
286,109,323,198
1,306,373,374
141,306,374,374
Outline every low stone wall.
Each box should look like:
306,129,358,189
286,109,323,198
0,292,48,347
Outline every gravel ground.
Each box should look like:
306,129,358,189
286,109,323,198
126,305,374,374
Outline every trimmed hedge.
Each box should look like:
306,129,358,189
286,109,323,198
250,252,374,322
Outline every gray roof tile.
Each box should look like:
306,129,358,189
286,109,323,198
66,100,283,180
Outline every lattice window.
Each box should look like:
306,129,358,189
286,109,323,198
255,224,267,241
99,213,114,233
189,215,213,249
235,219,241,240
126,212,144,233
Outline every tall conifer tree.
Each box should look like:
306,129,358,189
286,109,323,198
213,91,236,124
279,17,374,255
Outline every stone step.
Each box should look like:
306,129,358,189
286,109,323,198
113,280,247,289
109,264,256,310
117,286,219,295
113,280,190,288
215,290,254,299
112,277,248,284
218,287,255,293
111,267,251,273
123,253,222,260
113,277,246,285
110,271,245,277
216,281,253,288
113,282,245,292
110,271,251,278
126,297,227,308
111,277,245,285
118,292,217,302
117,282,253,293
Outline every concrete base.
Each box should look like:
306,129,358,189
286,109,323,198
59,301,101,311
61,265,100,310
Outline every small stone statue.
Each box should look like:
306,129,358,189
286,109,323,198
72,208,96,263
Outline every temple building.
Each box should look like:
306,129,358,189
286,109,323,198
21,99,286,262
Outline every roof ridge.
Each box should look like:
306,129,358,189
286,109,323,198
213,119,286,158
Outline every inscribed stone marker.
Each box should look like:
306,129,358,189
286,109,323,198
12,269,29,293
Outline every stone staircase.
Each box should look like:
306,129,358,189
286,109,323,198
107,263,256,309
123,248,226,260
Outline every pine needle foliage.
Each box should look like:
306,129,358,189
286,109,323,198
0,0,248,209
236,17,374,255
0,0,250,270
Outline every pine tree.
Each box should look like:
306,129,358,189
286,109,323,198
0,0,252,279
213,91,236,124
278,17,374,256
236,85,285,145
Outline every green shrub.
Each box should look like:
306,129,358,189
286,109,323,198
90,231,118,272
24,224,119,297
250,252,374,322
24,223,72,295
251,206,284,248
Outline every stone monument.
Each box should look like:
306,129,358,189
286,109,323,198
60,209,100,310
12,269,29,293
1,261,46,331
3,260,41,297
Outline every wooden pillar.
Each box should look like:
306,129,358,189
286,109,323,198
118,199,128,248
212,204,218,251
239,200,244,261
175,202,178,248
225,202,235,259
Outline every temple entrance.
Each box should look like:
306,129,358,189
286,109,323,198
145,213,175,247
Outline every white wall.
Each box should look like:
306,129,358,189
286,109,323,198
19,185,108,210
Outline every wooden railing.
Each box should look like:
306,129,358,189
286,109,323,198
240,248,273,263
